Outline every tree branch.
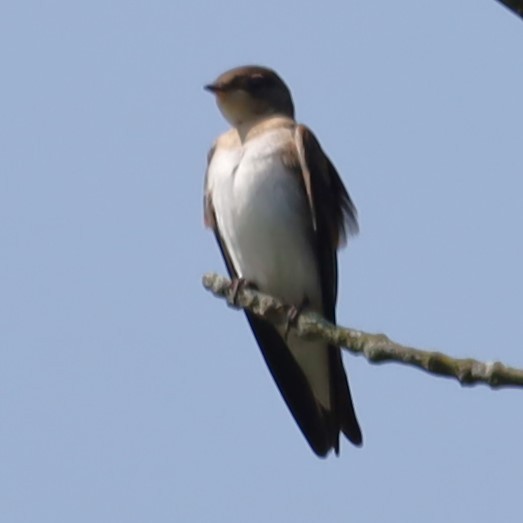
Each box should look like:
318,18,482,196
202,273,523,390
496,0,523,20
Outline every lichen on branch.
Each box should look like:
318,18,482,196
202,272,523,390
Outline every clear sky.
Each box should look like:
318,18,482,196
1,1,522,522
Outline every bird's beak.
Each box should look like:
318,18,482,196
204,82,223,93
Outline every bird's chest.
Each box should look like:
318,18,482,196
207,134,319,305
210,138,297,221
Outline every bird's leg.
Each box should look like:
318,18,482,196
229,277,257,305
284,296,310,341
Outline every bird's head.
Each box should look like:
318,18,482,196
205,65,295,128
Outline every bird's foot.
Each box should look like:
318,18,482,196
284,297,310,341
229,277,256,306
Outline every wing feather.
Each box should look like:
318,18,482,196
284,125,362,447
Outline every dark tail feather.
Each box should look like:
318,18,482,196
330,345,363,449
245,312,334,457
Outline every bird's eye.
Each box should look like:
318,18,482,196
248,74,267,90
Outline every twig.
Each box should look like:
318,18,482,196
496,0,523,20
202,273,523,390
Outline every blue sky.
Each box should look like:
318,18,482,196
1,1,522,521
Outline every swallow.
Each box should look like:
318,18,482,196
203,65,362,456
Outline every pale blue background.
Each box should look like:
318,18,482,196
1,1,522,522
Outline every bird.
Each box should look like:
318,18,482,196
203,65,362,457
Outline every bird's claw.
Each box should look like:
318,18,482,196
229,277,256,305
284,297,309,341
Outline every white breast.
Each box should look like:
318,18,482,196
207,128,332,409
207,128,322,308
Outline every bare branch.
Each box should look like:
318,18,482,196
202,273,523,390
496,0,523,20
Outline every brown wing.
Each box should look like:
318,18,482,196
288,124,358,318
294,126,358,243
284,124,362,447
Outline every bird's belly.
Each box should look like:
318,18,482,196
214,155,321,308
